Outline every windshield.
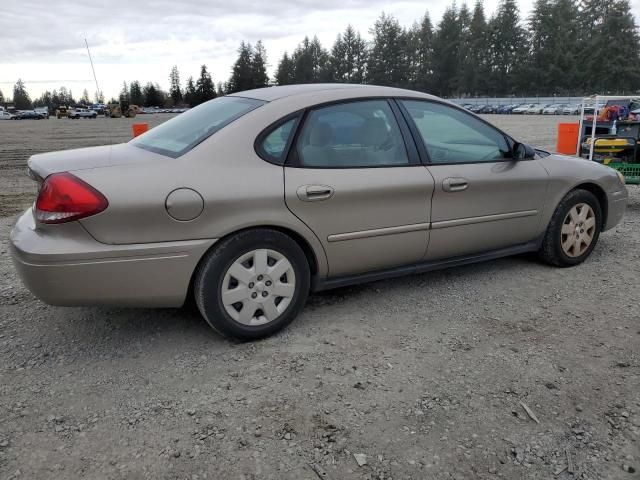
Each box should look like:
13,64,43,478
131,96,265,158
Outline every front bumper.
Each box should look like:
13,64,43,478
10,209,216,307
604,188,628,231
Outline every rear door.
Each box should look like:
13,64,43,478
398,99,549,260
280,99,435,277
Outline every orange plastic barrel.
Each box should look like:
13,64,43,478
132,123,149,137
556,122,579,155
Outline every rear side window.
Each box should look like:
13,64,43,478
131,96,265,158
258,118,298,163
401,100,510,164
295,100,409,168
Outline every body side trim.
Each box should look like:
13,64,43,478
327,222,430,242
431,210,538,229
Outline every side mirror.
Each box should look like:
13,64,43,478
513,142,535,160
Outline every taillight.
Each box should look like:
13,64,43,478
35,173,108,224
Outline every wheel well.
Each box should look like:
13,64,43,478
573,183,608,228
185,226,320,305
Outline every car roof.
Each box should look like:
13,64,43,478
229,83,438,102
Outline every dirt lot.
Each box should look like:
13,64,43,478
0,114,638,480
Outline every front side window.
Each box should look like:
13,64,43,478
131,96,265,158
401,100,510,164
296,100,409,168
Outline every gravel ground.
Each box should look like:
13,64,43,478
0,114,639,480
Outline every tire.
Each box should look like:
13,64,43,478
194,229,310,340
539,189,603,267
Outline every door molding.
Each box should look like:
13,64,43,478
431,210,538,230
327,222,430,242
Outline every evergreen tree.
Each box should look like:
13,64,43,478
94,91,105,103
582,0,640,92
13,79,32,109
0,89,5,105
250,40,269,89
455,3,472,94
291,36,329,83
464,1,490,95
327,25,368,83
81,89,90,105
275,52,295,85
487,0,527,95
119,81,129,102
169,66,183,105
432,5,462,96
142,83,164,107
216,82,226,97
129,81,144,106
527,0,580,94
228,42,255,93
368,13,409,87
184,76,198,107
407,13,434,92
195,65,216,104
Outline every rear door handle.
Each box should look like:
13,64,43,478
442,177,469,192
296,185,335,202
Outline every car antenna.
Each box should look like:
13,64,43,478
85,38,112,143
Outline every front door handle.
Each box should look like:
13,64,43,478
296,185,335,202
442,177,469,192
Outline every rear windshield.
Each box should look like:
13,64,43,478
131,96,265,158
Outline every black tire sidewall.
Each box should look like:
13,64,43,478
545,190,603,266
195,230,310,340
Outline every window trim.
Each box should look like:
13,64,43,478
284,97,422,169
394,98,524,166
254,112,302,165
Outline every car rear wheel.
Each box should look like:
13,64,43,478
539,189,602,267
194,229,310,340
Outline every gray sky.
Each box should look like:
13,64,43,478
1,0,637,100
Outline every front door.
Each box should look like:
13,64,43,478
283,99,435,276
398,99,549,260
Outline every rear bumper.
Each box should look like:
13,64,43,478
604,188,628,231
10,209,216,307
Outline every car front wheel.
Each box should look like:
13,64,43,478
539,189,602,267
194,229,310,340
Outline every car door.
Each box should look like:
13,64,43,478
398,99,549,261
281,99,435,277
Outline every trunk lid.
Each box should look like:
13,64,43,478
27,143,163,180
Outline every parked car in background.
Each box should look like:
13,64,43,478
497,104,518,114
468,105,484,113
68,108,98,119
543,104,563,115
512,104,534,114
526,104,547,114
14,111,45,120
563,105,580,115
0,111,15,120
10,84,628,340
34,107,50,119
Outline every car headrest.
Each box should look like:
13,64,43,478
361,117,389,148
309,122,333,147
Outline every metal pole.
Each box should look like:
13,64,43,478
577,98,585,156
589,96,598,161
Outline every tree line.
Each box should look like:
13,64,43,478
3,0,638,111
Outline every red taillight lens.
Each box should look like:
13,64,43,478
35,173,108,224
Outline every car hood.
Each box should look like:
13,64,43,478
28,143,165,179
